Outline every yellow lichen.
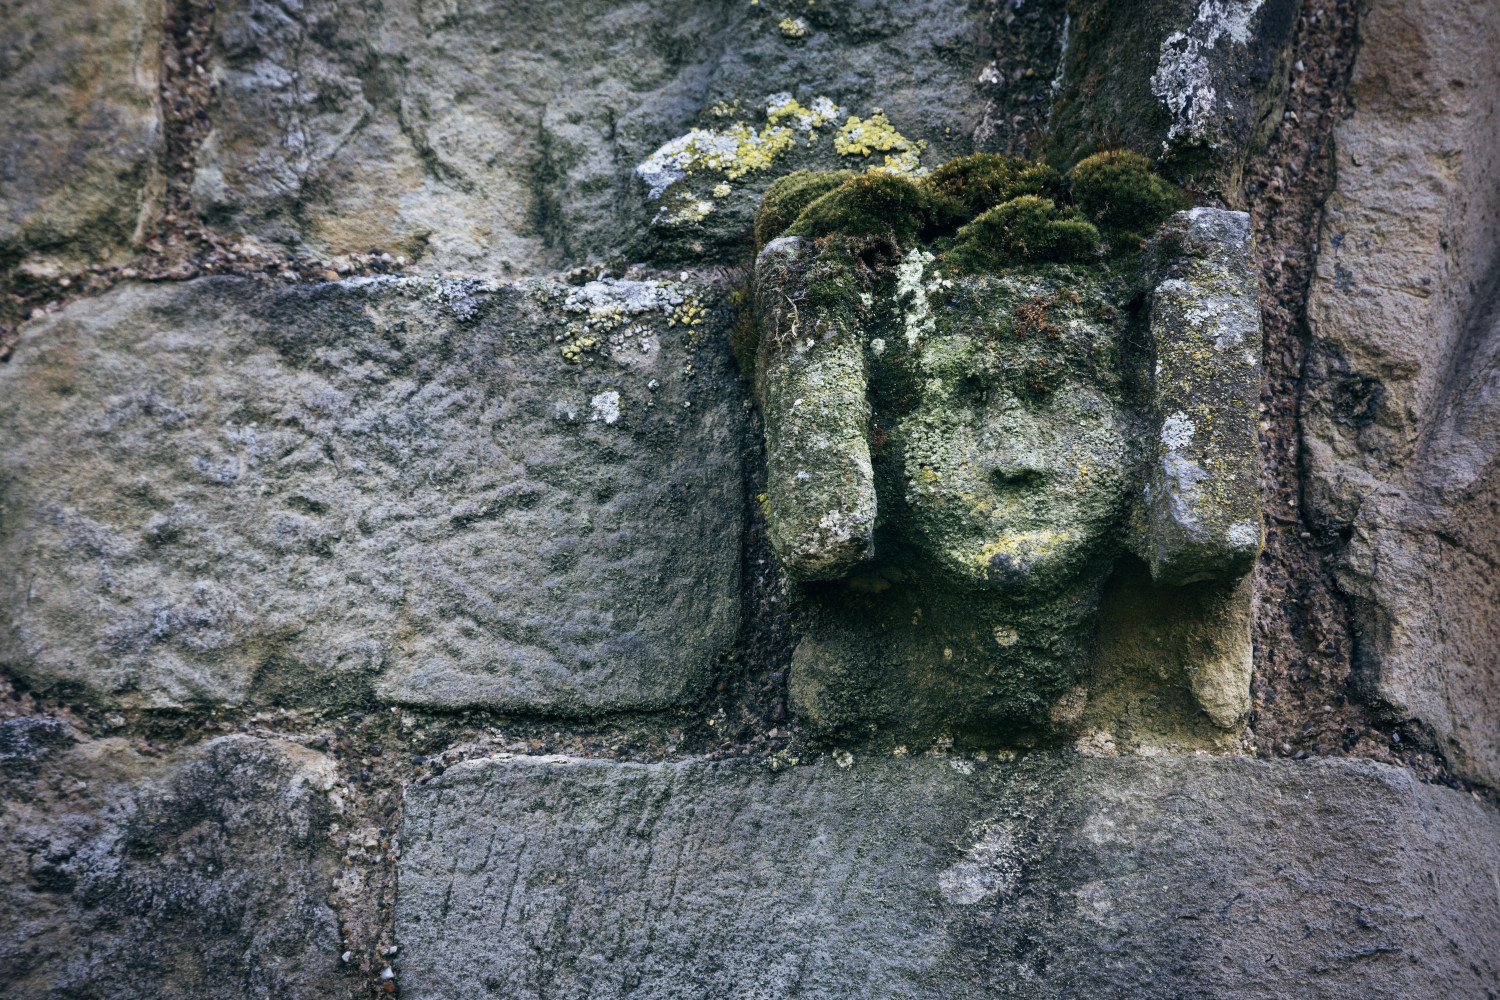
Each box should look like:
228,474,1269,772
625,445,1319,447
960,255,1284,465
835,111,926,165
766,94,842,131
779,16,808,37
971,529,1074,568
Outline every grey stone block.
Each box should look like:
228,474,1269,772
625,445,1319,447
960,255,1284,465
396,752,1500,999
192,0,989,274
0,273,743,713
0,723,346,999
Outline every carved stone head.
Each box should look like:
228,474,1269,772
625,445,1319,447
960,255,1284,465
755,194,1263,743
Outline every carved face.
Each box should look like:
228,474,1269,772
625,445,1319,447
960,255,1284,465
888,284,1132,595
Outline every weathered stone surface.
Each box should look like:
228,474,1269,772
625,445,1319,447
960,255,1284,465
1302,0,1500,786
0,0,164,270
0,274,743,713
1136,207,1264,586
750,209,1262,741
0,720,346,999
192,0,989,274
755,235,876,580
396,752,1500,999
1049,0,1298,200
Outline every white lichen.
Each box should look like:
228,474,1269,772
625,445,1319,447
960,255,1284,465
1050,12,1071,93
1160,411,1197,451
1225,518,1260,548
896,248,944,347
1149,0,1265,149
765,93,842,131
590,391,621,425
938,823,1019,904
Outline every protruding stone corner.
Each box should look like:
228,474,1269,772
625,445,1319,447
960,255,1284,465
1048,0,1299,203
753,236,877,583
1136,206,1264,589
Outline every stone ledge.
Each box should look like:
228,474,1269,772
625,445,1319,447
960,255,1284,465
397,752,1500,999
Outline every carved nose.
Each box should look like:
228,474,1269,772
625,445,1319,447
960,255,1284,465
987,448,1051,489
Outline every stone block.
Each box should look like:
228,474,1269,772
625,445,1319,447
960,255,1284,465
192,0,989,274
0,721,346,998
1302,0,1500,786
395,752,1500,999
0,274,743,713
0,0,164,269
1049,0,1299,200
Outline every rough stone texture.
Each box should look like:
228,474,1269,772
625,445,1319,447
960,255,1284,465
0,720,346,999
0,274,743,713
752,212,1262,741
1301,0,1500,786
1049,0,1299,200
0,0,164,270
755,235,876,580
192,0,989,274
396,752,1500,1000
1136,207,1264,586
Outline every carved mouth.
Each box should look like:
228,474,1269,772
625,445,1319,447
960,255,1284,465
986,549,1038,587
958,529,1076,589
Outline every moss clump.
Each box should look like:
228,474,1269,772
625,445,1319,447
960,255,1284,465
1070,150,1184,239
785,171,935,244
924,154,1063,223
751,152,1179,275
755,170,856,252
947,196,1100,271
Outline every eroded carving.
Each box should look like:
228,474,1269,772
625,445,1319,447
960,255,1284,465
753,161,1262,743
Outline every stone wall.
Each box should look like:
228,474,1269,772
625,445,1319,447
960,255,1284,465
1,0,1497,996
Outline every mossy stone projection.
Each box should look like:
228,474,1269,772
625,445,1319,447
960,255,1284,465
752,155,1262,743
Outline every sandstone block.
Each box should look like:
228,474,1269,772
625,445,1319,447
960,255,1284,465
0,721,345,998
1302,0,1500,786
0,274,743,713
0,0,164,269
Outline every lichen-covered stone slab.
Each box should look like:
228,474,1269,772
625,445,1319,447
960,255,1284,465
0,274,742,713
1050,0,1298,198
395,753,1500,1000
0,722,346,999
1137,207,1263,586
0,0,163,269
193,0,988,273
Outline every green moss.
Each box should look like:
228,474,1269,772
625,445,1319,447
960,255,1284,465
946,196,1100,271
923,154,1063,225
755,170,856,252
752,153,1176,278
1069,150,1184,239
785,171,935,244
